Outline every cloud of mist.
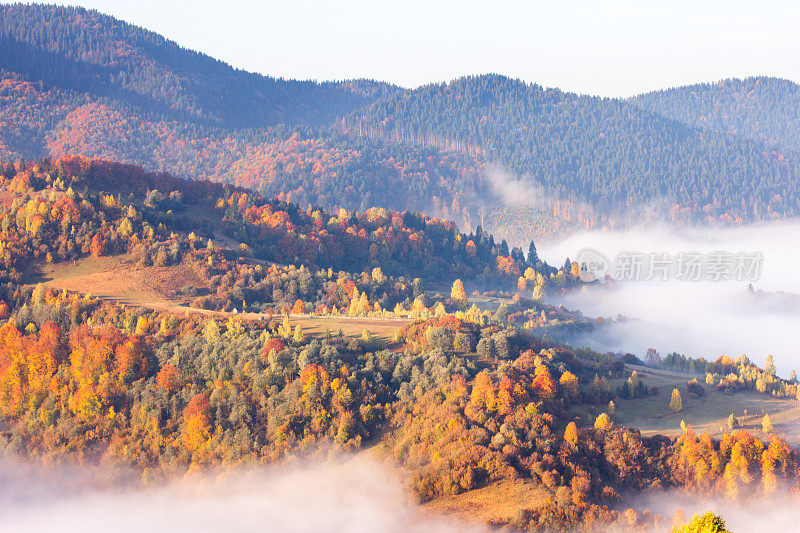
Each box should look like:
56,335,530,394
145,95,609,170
628,488,800,531
0,456,486,533
539,220,800,375
482,164,547,209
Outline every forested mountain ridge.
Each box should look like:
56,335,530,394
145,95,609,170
0,3,385,128
0,5,573,240
2,4,800,244
348,74,800,222
630,76,800,152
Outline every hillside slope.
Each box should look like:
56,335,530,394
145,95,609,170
630,76,800,152
0,3,385,128
350,74,800,222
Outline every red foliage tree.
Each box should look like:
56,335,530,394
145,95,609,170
90,233,104,257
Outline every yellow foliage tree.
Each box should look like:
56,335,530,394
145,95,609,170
450,279,466,302
762,413,773,434
559,371,579,400
564,421,578,446
670,388,683,413
134,316,149,336
594,412,613,431
532,365,558,400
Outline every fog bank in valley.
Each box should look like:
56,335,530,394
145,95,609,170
631,488,800,531
0,457,485,533
539,220,800,374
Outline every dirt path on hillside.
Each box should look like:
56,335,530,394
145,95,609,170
29,255,412,338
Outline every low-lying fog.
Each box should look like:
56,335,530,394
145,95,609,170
5,454,795,532
632,488,799,531
0,457,484,533
539,220,800,375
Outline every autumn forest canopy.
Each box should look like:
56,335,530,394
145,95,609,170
1,155,797,531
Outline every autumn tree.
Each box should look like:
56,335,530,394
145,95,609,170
155,363,180,392
291,299,306,315
182,393,211,452
558,370,579,402
532,364,557,400
670,388,683,413
203,320,220,343
292,325,305,344
594,412,613,431
673,511,729,533
564,421,578,446
762,413,773,434
90,233,104,257
134,316,149,335
450,279,466,302
764,355,776,378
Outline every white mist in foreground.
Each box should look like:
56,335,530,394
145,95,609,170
633,489,799,531
0,457,485,533
539,220,800,374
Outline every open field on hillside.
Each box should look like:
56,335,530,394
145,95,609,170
264,315,409,340
30,255,208,308
571,364,800,439
26,255,412,339
422,479,549,525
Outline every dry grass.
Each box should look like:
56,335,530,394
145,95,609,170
267,315,410,340
31,255,207,308
423,479,549,525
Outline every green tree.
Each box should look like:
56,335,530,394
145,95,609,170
453,331,472,353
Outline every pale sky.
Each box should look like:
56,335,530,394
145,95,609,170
11,0,800,96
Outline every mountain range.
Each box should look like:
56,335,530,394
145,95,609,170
2,3,800,242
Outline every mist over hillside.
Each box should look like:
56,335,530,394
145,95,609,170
0,457,484,533
349,74,800,224
540,220,800,374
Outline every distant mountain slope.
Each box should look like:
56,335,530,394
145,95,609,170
630,77,800,152
0,3,387,128
0,67,476,216
0,4,799,243
350,74,799,222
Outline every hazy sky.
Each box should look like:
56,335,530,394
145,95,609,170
13,0,800,96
